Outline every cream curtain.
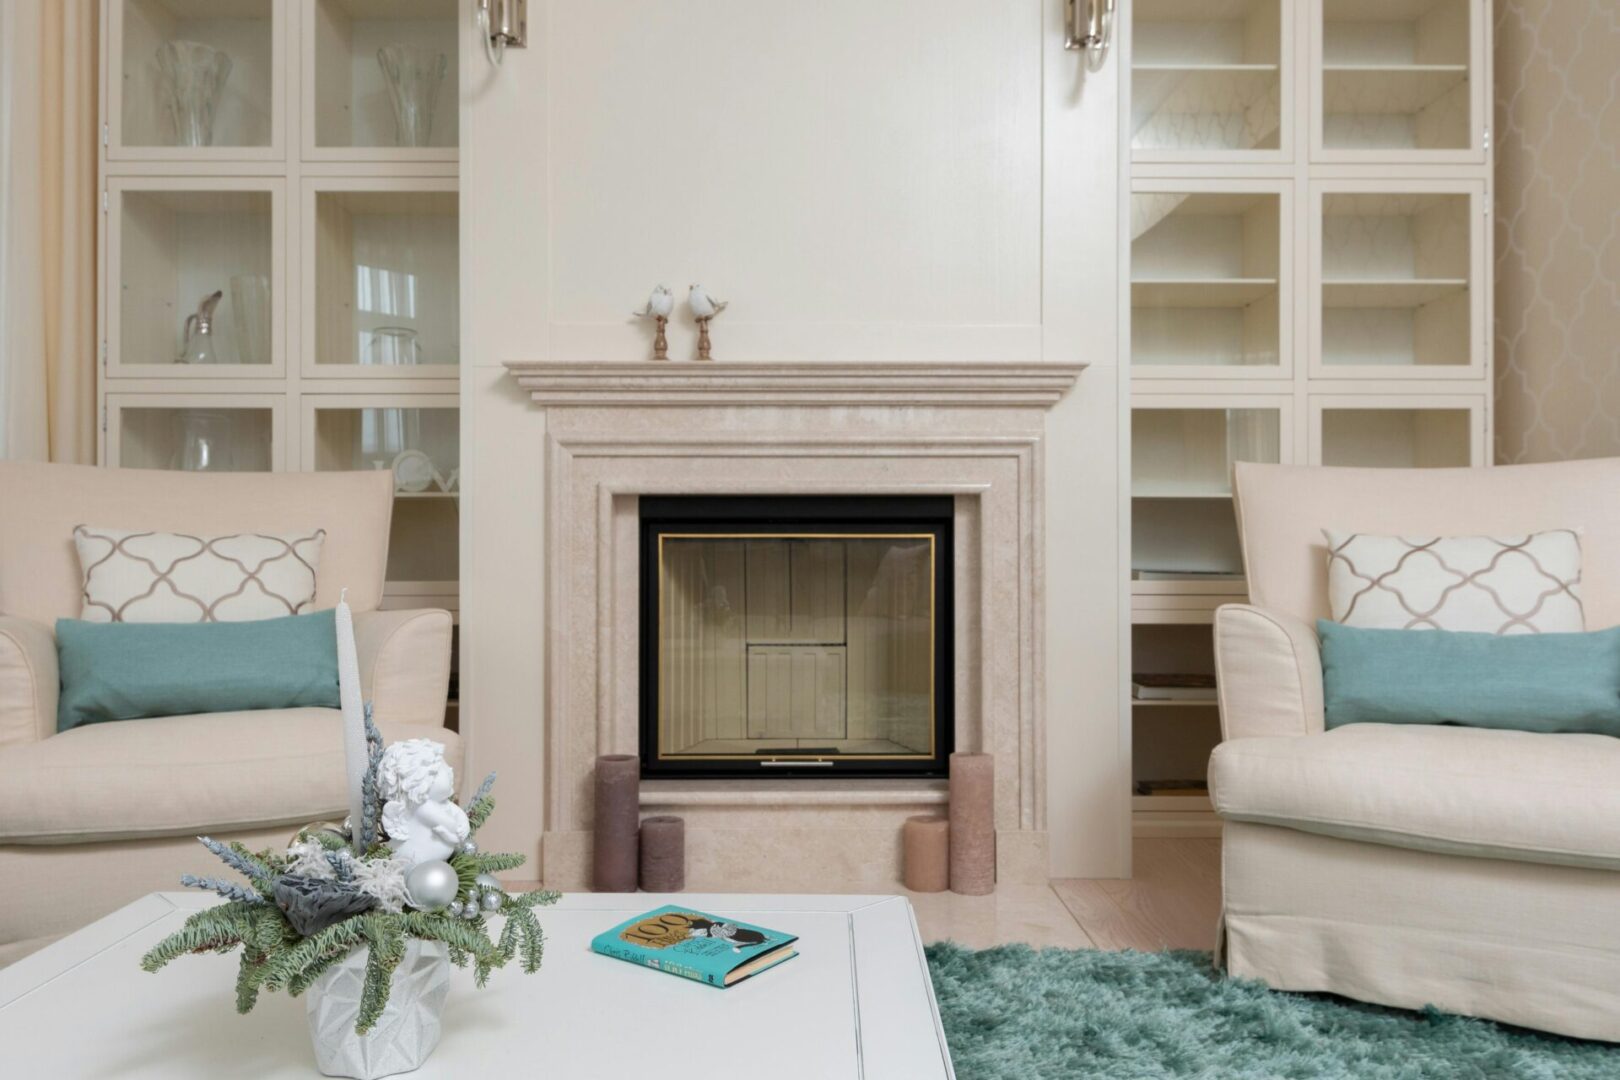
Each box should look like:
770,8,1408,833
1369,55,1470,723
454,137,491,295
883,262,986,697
0,1,97,463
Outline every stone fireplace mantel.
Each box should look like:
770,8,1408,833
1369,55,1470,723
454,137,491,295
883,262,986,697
504,359,1083,891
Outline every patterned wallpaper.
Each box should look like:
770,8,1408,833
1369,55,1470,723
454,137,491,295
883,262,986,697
1494,0,1620,463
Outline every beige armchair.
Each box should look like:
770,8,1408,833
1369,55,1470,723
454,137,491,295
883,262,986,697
1210,459,1620,1043
0,462,459,966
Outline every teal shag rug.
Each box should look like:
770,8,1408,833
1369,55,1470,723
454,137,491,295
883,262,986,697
924,944,1620,1079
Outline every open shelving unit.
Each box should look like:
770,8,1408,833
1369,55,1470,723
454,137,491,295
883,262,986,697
98,0,462,721
1124,0,1491,838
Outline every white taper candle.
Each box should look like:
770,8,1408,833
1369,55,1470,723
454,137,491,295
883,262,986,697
334,588,367,854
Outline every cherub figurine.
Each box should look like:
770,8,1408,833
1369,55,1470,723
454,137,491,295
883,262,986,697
377,738,469,866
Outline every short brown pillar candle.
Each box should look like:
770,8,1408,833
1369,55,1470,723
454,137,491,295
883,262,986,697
639,815,686,892
592,754,640,892
902,815,949,893
949,752,995,895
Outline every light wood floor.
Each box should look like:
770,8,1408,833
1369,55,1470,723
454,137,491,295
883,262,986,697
514,838,1222,953
907,838,1222,952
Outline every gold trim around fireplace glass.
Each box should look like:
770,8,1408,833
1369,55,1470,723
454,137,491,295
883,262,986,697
654,537,939,764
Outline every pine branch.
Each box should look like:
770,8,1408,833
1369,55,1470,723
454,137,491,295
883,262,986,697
197,836,273,885
512,906,546,974
507,888,562,910
313,830,350,852
260,918,370,992
235,949,270,1014
356,917,406,1034
286,950,347,998
465,795,496,833
141,903,257,972
470,851,526,875
180,874,265,905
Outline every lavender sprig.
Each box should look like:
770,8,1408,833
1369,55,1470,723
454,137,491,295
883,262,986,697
181,874,265,905
359,703,385,851
198,836,273,883
325,851,356,882
468,772,497,808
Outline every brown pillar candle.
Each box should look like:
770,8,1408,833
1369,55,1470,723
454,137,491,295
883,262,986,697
949,752,995,895
592,754,640,892
902,815,949,893
639,815,686,892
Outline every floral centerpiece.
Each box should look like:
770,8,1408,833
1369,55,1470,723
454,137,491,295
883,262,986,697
141,596,557,1080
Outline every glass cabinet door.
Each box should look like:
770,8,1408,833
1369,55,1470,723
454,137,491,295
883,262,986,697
110,0,282,158
109,180,283,376
1313,183,1484,377
1131,401,1288,580
1132,185,1288,378
1312,396,1483,468
305,397,459,586
109,396,282,471
1315,0,1483,161
307,0,459,157
305,183,459,376
1132,0,1287,161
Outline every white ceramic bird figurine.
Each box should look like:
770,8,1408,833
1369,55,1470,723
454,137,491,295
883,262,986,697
688,285,728,320
633,285,675,319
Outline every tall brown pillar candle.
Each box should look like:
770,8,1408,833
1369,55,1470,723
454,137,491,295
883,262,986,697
948,752,995,895
639,815,686,892
592,754,640,892
902,815,949,893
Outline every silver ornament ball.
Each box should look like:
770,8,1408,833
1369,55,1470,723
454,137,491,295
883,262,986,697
474,872,503,895
447,900,465,918
405,859,460,911
460,840,479,856
460,903,480,920
464,888,481,909
481,891,502,912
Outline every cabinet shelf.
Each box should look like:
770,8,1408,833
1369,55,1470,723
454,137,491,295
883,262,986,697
1324,65,1468,116
1133,279,1278,308
1322,279,1467,308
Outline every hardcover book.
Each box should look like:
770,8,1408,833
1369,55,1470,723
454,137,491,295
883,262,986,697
590,905,799,988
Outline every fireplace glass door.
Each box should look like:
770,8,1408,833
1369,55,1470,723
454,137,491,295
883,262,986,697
641,497,953,778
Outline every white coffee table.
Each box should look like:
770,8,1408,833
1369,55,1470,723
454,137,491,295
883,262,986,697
0,891,954,1078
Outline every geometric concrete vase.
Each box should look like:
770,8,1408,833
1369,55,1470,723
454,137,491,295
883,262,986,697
306,940,451,1080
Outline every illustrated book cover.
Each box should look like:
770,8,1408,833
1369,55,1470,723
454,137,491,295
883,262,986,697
590,905,799,988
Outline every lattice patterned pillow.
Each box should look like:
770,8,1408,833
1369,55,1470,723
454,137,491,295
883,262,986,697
1323,529,1584,635
73,525,325,623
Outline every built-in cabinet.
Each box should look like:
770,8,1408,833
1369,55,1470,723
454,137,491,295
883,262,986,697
97,0,462,718
1126,0,1491,836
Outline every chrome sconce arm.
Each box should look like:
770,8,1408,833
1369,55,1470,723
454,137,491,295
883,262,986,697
1065,0,1116,67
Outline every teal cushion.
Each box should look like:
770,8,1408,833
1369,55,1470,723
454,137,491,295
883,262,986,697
1319,620,1620,736
55,611,341,733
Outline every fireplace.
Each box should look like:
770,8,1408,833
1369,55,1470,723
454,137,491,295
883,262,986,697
640,495,954,779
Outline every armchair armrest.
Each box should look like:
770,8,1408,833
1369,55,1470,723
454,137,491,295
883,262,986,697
353,609,453,729
1213,604,1324,741
0,616,58,747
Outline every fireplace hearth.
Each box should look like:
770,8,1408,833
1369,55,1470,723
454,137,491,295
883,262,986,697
640,495,954,779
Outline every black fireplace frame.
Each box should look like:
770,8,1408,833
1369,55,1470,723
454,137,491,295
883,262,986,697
639,495,954,779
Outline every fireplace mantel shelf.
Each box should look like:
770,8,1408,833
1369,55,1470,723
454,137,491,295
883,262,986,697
504,360,1085,407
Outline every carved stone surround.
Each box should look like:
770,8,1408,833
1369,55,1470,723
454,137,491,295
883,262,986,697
506,361,1083,890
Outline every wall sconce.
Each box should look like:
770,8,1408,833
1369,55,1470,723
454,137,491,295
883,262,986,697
1065,0,1116,67
476,0,527,67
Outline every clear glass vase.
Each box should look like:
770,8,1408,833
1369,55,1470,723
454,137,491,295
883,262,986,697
377,45,447,148
155,40,234,148
170,411,238,472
